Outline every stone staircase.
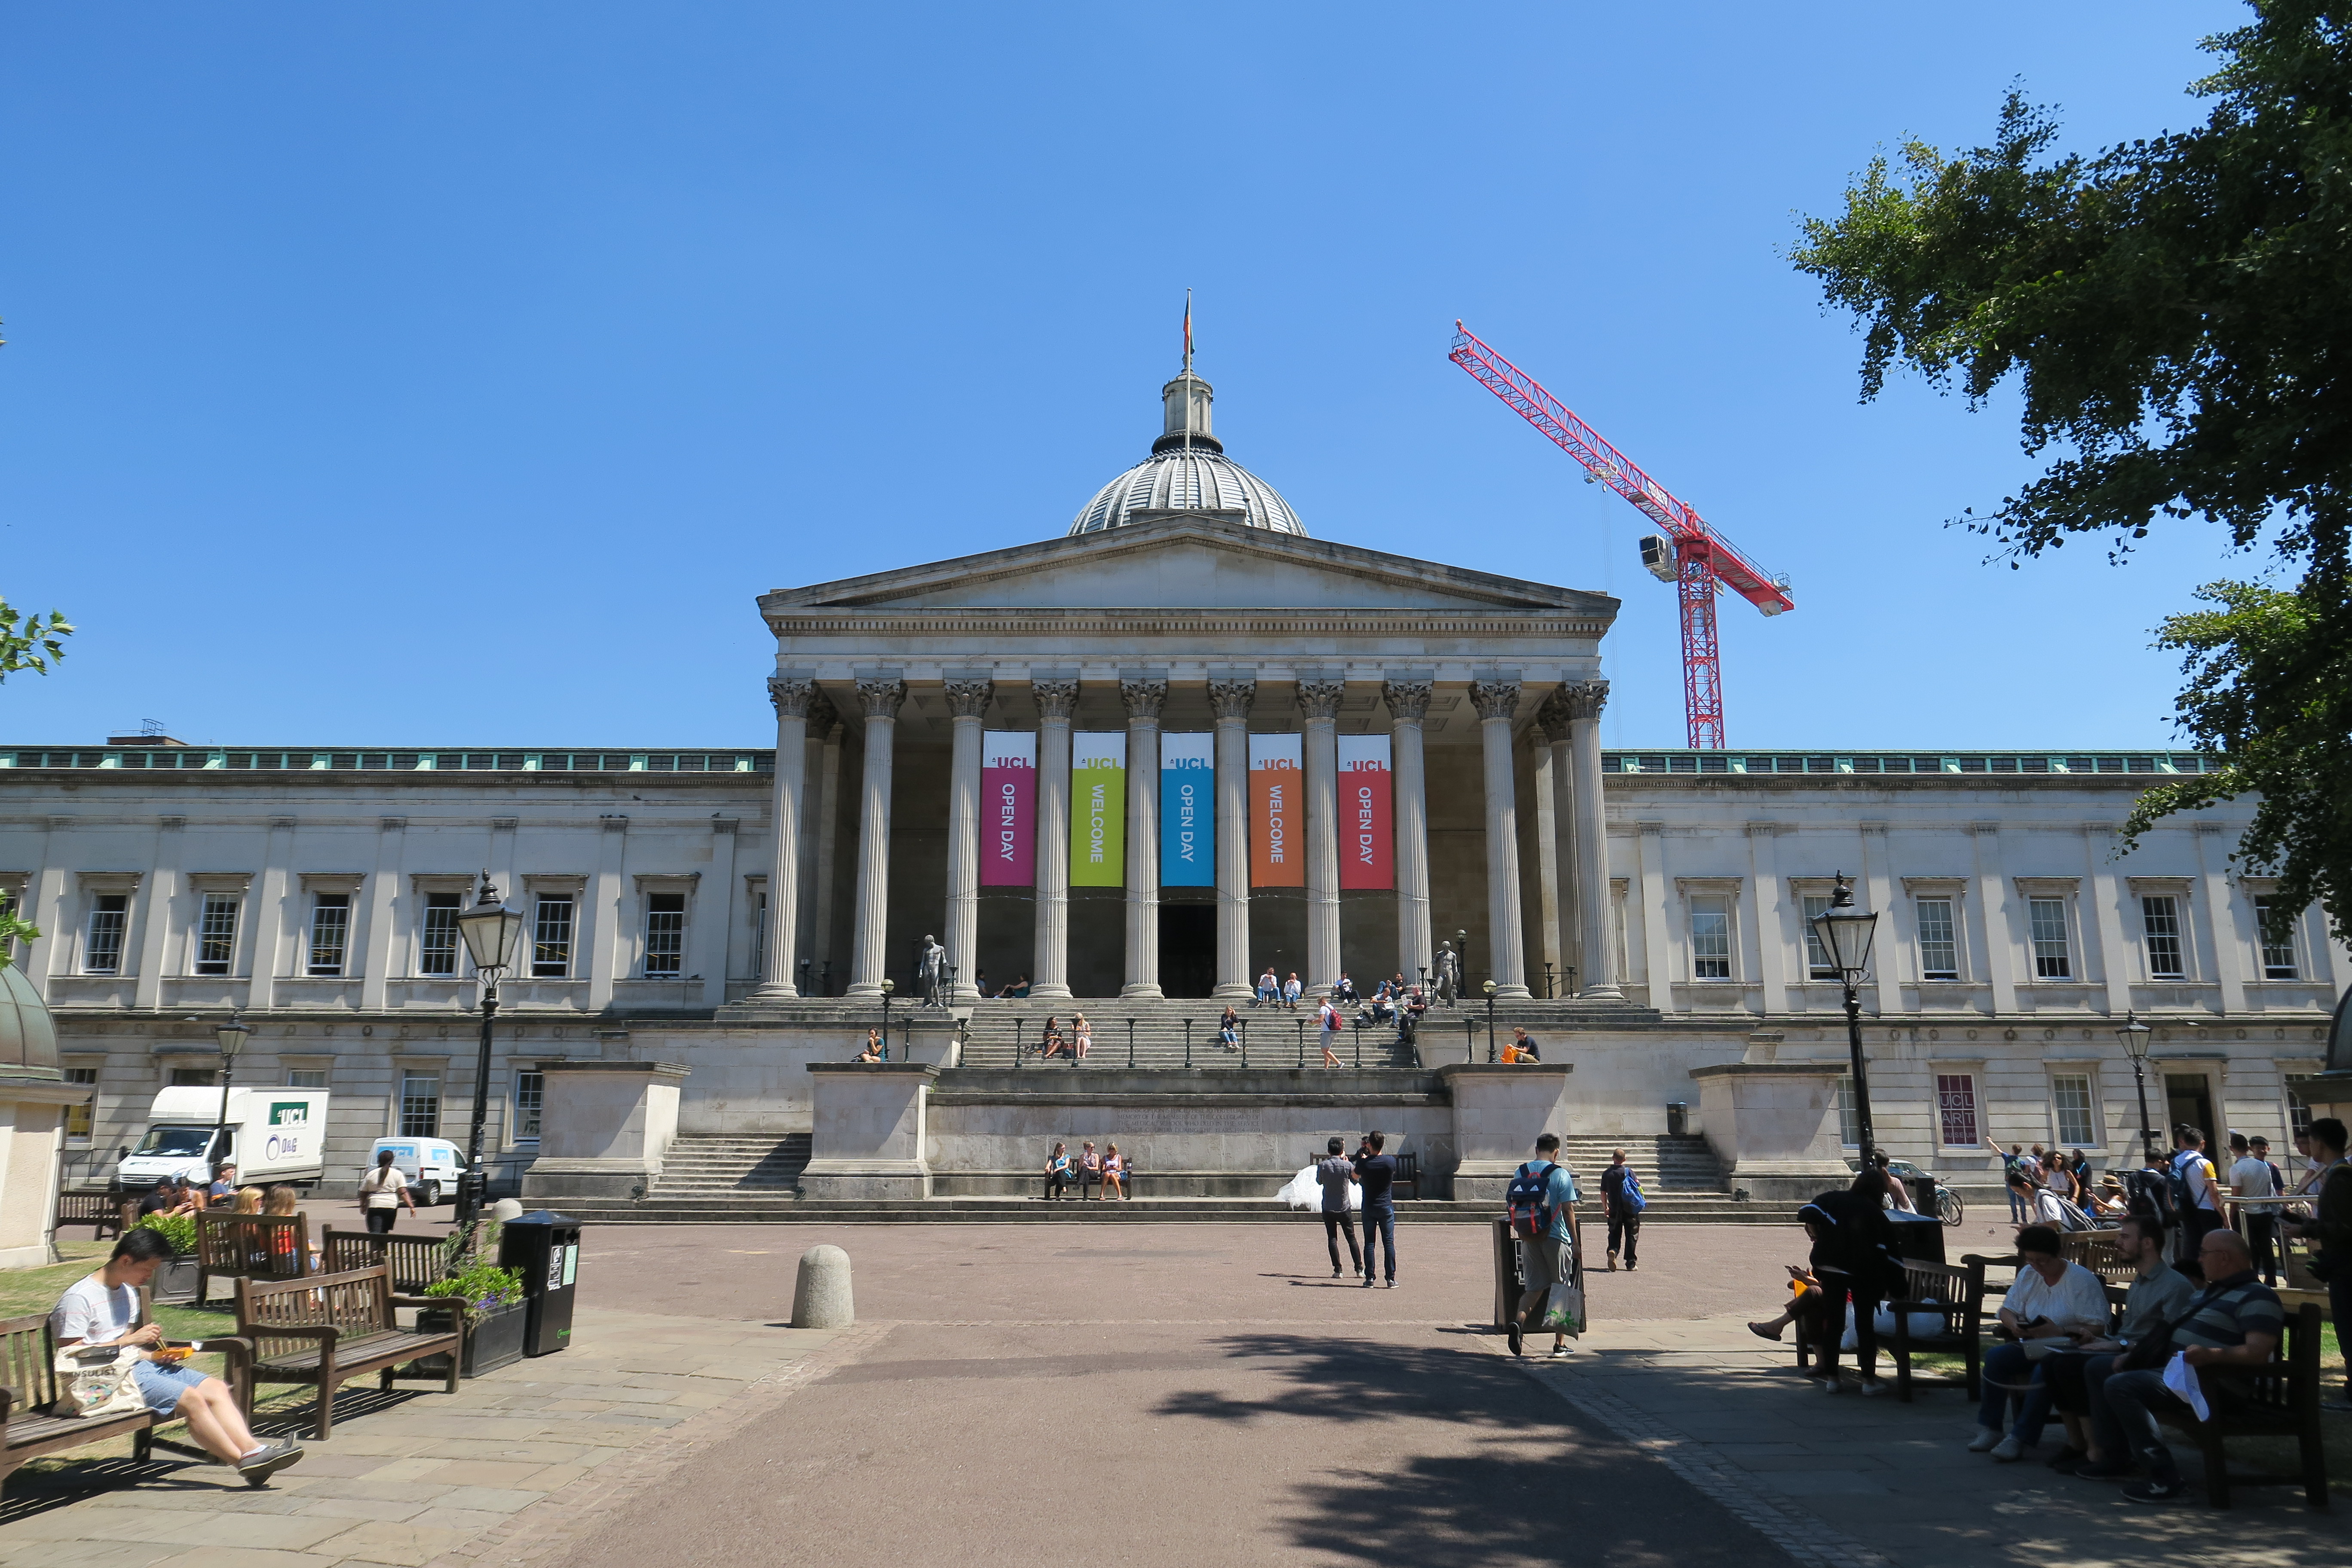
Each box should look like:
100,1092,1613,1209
644,1134,812,1198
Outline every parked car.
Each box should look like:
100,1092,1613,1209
366,1138,466,1207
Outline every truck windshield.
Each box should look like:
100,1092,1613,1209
134,1126,218,1158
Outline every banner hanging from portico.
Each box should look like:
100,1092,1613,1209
1337,735,1393,889
980,731,1035,886
1248,733,1303,888
1069,731,1126,887
1160,733,1213,887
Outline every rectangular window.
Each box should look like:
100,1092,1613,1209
532,895,574,978
194,894,239,975
1915,897,1959,980
84,894,129,974
398,1072,441,1137
2252,895,2299,980
1688,895,1732,980
514,1069,544,1143
1836,1075,1860,1148
1801,894,1835,980
2028,896,2072,979
2052,1073,2096,1146
170,1067,217,1087
2140,895,2185,979
64,1066,96,1142
1935,1073,1979,1146
308,893,351,976
420,891,462,976
643,893,686,976
750,890,768,985
285,1069,329,1089
2288,1084,2312,1137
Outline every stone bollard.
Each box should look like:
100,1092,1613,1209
792,1244,854,1328
489,1199,524,1222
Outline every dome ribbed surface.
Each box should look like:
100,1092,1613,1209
0,960,60,1078
1069,447,1305,537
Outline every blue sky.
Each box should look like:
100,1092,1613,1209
0,2,2262,750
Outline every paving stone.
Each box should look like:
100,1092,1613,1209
289,1496,433,1523
420,1485,542,1513
300,1520,472,1568
143,1550,351,1568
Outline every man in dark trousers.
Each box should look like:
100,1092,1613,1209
1601,1148,1641,1271
1313,1138,1361,1278
1354,1130,1400,1288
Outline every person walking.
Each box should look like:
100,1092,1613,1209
1317,995,1343,1067
1313,1138,1362,1278
1601,1148,1642,1271
1505,1131,1579,1357
358,1147,415,1236
1354,1131,1401,1287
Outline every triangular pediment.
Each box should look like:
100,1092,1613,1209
762,515,1607,616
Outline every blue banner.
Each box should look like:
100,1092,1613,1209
1160,732,1214,886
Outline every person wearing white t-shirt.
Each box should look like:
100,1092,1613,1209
54,1229,298,1479
359,1147,417,1236
2230,1134,2282,1284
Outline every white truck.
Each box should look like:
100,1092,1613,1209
117,1087,331,1191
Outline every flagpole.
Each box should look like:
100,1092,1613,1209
1182,288,1192,455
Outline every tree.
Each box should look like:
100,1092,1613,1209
1791,0,2352,939
0,597,73,682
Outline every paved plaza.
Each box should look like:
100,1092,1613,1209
3,1216,2340,1568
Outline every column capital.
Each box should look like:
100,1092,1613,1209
854,677,906,720
768,676,820,719
1119,678,1169,720
1469,678,1522,722
1382,680,1433,722
1526,715,1553,748
1207,678,1256,721
808,689,839,734
943,678,995,720
1296,677,1347,722
1536,688,1572,732
1556,680,1610,723
1032,678,1081,720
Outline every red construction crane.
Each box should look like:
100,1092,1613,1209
1449,322,1793,749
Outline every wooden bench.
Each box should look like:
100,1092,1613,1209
2,1290,253,1488
1794,1252,1999,1402
1393,1152,1421,1200
321,1227,449,1295
233,1264,460,1438
2149,1300,2328,1509
52,1191,134,1240
2058,1229,2136,1284
195,1211,310,1304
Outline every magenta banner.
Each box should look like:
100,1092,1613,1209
980,731,1036,886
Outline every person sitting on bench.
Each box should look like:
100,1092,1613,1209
53,1229,300,1480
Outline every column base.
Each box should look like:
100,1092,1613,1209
1211,982,1255,999
950,985,982,1005
1119,982,1165,999
1491,984,1532,1000
1028,983,1073,1000
843,982,884,999
747,982,800,1001
1577,984,1625,1001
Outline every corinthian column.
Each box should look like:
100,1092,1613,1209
843,677,904,999
943,677,992,1004
1384,680,1433,987
1541,690,1580,995
1029,678,1079,1000
752,677,816,999
1209,677,1256,998
1471,677,1531,998
1120,677,1168,998
1562,680,1621,998
1298,676,1346,992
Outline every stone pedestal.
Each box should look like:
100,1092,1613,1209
1687,1062,1852,1202
1439,1061,1574,1201
521,1061,689,1201
897,1014,965,1069
801,1063,939,1199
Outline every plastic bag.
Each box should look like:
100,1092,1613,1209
55,1344,144,1419
2163,1351,2210,1421
1540,1283,1584,1336
1276,1166,1320,1211
1838,1304,1948,1350
1347,1177,1363,1212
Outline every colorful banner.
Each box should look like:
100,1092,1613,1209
1069,731,1126,887
980,731,1035,887
1248,733,1304,888
1337,734,1393,889
1160,733,1214,887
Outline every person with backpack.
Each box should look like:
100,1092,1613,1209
1317,994,1343,1067
1600,1148,1643,1271
1504,1132,1580,1357
2169,1126,2225,1277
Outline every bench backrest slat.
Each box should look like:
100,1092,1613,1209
196,1212,310,1281
320,1228,447,1294
236,1265,395,1363
0,1313,62,1414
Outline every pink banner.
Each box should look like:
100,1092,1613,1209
1337,735,1393,890
980,731,1035,887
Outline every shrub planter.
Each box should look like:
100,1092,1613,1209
151,1255,200,1304
416,1300,527,1378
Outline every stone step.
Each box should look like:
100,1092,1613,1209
646,1133,811,1197
549,1194,1794,1225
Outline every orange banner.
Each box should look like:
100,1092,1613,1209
1249,733,1303,888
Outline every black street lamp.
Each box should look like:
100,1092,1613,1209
1809,872,1881,1167
1482,979,1498,1063
1456,929,1470,1004
879,977,896,1059
454,873,529,1227
212,1014,251,1185
2116,1010,2161,1166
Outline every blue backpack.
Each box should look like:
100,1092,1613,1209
1620,1168,1646,1214
1506,1161,1560,1240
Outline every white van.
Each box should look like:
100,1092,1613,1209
118,1087,331,1190
366,1138,466,1207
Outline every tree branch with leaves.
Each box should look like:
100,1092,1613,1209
0,598,73,682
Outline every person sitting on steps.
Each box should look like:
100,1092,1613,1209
1219,1006,1241,1051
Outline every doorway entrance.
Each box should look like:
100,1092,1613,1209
2164,1073,2216,1143
1158,905,1216,998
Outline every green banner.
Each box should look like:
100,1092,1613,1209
1069,731,1126,888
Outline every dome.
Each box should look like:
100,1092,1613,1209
1069,370,1306,537
0,958,61,1081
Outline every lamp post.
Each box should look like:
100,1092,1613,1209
1456,929,1470,1005
454,873,529,1228
1482,979,1498,1062
2116,1011,2160,1165
1809,872,1881,1167
880,977,895,1060
212,1015,251,1185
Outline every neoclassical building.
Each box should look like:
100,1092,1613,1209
2,367,2340,1210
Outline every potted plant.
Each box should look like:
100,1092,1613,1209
134,1211,202,1303
417,1254,528,1377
